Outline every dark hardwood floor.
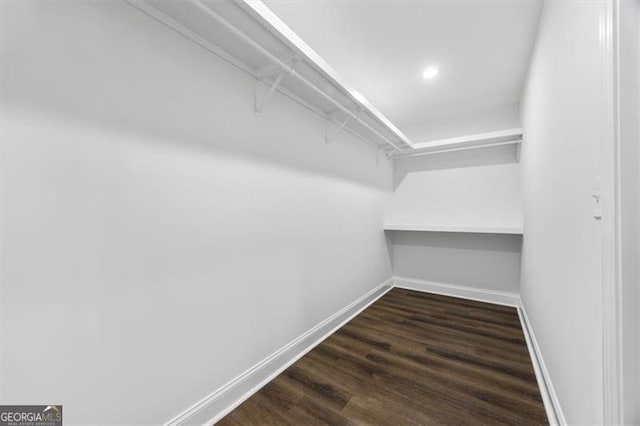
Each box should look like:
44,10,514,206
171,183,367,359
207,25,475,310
217,288,548,425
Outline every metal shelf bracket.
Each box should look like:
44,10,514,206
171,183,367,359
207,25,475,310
255,71,286,115
325,108,365,144
325,116,352,143
255,55,301,116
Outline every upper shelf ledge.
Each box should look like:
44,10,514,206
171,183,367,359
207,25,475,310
126,0,414,153
391,128,524,159
383,224,524,235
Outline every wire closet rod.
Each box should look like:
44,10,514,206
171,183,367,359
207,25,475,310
186,0,403,152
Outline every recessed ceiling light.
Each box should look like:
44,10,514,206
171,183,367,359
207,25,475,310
422,66,439,80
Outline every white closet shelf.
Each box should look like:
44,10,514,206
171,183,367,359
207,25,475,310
390,128,523,159
126,0,413,153
383,224,524,235
127,1,525,159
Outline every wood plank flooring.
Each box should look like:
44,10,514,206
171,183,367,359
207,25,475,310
217,288,547,425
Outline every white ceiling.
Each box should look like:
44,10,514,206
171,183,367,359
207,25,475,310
262,0,542,142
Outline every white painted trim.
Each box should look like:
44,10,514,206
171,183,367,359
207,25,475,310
383,224,523,235
393,276,564,424
165,278,394,425
392,277,520,307
166,277,567,425
600,0,624,423
518,300,567,425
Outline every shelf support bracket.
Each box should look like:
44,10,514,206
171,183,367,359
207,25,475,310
256,54,299,80
255,71,285,116
325,116,352,144
377,148,396,166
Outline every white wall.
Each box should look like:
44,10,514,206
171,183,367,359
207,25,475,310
619,0,640,422
387,145,522,293
520,1,604,423
390,231,522,294
388,145,522,228
0,1,393,424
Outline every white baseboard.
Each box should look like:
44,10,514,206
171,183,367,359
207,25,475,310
393,276,563,424
393,276,520,307
517,300,566,425
168,276,564,426
166,278,394,425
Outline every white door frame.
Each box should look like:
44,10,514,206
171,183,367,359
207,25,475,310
599,0,621,422
599,0,639,423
